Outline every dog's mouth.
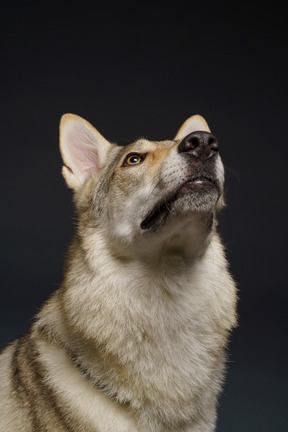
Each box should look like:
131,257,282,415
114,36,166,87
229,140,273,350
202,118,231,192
140,177,218,230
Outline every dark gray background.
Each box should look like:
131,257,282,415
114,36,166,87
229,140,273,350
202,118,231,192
1,1,287,431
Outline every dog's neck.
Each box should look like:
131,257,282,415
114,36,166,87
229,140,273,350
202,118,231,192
139,212,215,266
80,211,216,270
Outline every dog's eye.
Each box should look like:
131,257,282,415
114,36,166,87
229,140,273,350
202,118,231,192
122,153,146,167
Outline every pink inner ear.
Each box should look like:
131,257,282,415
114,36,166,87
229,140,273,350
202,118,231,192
73,144,100,174
65,123,102,178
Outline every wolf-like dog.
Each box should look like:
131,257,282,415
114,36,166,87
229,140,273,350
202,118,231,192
0,114,237,432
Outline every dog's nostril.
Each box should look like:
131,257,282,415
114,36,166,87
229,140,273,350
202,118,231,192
191,137,200,148
180,136,201,152
208,137,219,152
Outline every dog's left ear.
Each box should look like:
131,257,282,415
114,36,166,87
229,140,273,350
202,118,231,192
60,114,113,190
174,115,211,140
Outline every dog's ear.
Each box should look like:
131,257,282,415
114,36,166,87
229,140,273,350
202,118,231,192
174,115,211,140
60,114,113,190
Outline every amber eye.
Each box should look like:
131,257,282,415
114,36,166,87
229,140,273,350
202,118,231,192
122,153,146,167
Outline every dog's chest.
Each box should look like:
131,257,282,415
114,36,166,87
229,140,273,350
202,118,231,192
111,304,224,429
103,275,224,414
62,245,233,427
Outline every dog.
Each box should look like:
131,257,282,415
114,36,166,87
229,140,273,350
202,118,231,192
0,114,237,432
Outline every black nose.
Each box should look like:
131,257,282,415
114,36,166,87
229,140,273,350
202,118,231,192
178,131,219,160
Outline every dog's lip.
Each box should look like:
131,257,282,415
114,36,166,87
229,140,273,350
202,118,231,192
140,177,217,230
180,177,217,190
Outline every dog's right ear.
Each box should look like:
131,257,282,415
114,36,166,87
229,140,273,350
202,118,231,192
60,114,113,190
174,115,211,140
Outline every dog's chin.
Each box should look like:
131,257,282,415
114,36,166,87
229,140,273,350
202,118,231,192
140,180,220,231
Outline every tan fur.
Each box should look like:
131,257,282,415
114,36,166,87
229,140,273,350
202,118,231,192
0,114,237,432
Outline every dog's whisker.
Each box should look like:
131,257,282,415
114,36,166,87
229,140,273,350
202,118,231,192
224,165,240,182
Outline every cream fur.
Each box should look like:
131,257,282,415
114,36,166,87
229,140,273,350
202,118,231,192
0,114,237,432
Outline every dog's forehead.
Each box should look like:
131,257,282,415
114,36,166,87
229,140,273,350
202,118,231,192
124,138,176,152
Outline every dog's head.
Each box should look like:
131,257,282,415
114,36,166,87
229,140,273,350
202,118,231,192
60,114,225,259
